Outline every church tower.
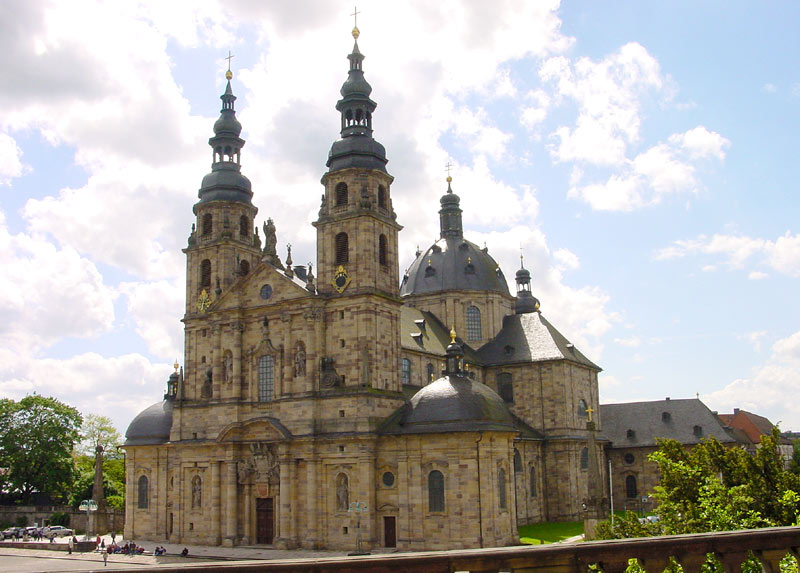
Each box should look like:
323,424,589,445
184,67,262,315
313,26,403,393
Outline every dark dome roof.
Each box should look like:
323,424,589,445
394,375,516,434
327,135,388,173
400,237,510,297
124,400,173,446
213,111,242,137
196,162,253,206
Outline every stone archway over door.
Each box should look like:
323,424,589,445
256,498,274,544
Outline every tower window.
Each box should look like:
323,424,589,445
200,259,211,290
378,185,387,209
201,214,212,236
497,372,513,403
428,470,445,512
240,260,250,276
465,306,481,341
378,234,388,266
580,447,589,470
578,399,588,417
529,466,537,497
498,468,507,510
335,232,349,264
137,475,149,509
239,215,249,238
401,358,411,384
335,183,348,206
426,362,434,383
258,355,274,402
513,449,521,473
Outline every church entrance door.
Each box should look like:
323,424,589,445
256,498,274,544
383,516,396,548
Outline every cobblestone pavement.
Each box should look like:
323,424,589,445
0,534,397,572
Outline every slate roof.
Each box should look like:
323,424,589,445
400,236,510,297
124,400,174,446
400,307,480,364
600,398,736,448
477,311,599,369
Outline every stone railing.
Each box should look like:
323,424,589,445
122,526,799,572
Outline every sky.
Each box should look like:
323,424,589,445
1,1,799,436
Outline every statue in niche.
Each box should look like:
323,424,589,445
294,343,306,378
263,218,277,256
261,316,270,340
202,368,212,398
336,473,349,511
253,226,261,249
191,475,202,508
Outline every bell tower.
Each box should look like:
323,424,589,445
184,66,262,315
313,25,403,393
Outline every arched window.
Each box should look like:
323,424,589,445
428,470,445,512
378,234,388,266
580,447,589,470
335,182,348,206
497,372,513,403
465,306,481,341
626,475,638,499
401,358,411,384
201,213,212,236
335,232,349,264
426,362,434,383
191,475,202,508
258,355,274,402
200,259,211,290
240,260,250,275
578,399,588,417
239,215,249,238
529,466,537,497
498,468,507,510
137,475,149,509
513,449,522,473
336,473,349,511
378,185,387,209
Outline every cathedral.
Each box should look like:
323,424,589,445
123,27,603,551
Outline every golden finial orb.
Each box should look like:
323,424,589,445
450,327,457,344
173,359,179,373
446,175,452,183
352,26,360,39
225,69,233,80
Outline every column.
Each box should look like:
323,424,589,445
211,461,221,544
213,325,222,398
305,458,318,547
242,484,252,545
277,453,294,548
123,451,135,539
232,322,242,400
224,461,238,546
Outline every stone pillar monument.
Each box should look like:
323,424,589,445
92,444,107,534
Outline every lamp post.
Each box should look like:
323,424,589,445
347,501,369,556
79,499,98,540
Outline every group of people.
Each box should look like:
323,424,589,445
106,540,146,554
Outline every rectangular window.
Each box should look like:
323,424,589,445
258,355,274,402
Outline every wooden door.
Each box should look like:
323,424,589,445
383,516,396,548
256,498,274,544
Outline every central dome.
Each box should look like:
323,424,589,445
400,237,510,297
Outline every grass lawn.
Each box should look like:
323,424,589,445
518,521,584,545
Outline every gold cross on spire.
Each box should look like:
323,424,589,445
225,50,235,80
445,161,453,183
585,406,595,423
351,6,360,27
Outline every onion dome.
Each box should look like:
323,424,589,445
196,69,253,209
400,178,509,297
124,400,173,446
515,256,540,314
327,27,388,173
386,330,515,434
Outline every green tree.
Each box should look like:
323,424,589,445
0,395,83,503
76,414,123,457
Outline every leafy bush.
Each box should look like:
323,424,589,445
14,515,28,527
106,495,124,510
50,511,70,526
595,511,661,540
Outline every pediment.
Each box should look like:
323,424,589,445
211,261,315,312
216,416,292,443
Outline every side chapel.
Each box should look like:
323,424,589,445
123,25,604,551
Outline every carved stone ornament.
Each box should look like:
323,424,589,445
320,357,341,388
239,442,280,485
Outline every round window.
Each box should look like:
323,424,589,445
624,453,635,464
260,284,273,300
381,471,395,487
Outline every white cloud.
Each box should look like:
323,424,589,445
553,248,580,271
706,330,800,430
614,336,641,348
748,271,768,280
655,231,800,278
0,133,27,185
119,280,184,360
762,83,777,93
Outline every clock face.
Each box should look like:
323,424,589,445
260,284,273,300
331,266,351,293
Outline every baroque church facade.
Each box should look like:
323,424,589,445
123,28,604,551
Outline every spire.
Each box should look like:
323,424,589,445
439,174,463,239
444,327,465,376
327,20,388,173
196,64,253,207
515,255,540,314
